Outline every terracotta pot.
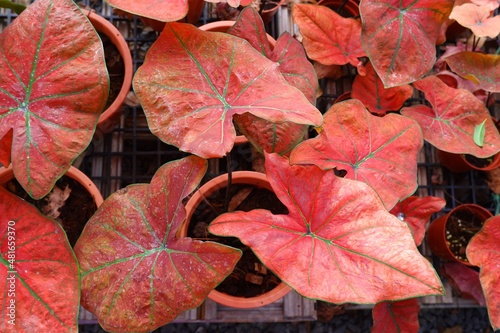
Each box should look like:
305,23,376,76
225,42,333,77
317,0,360,18
438,150,500,172
426,204,492,266
84,10,133,134
182,171,292,308
0,165,103,246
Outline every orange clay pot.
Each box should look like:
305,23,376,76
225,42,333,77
182,171,292,308
84,10,133,134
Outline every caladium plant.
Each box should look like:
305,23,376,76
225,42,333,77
0,0,109,199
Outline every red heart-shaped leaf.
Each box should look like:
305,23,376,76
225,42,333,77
290,99,423,209
352,61,413,115
292,4,365,67
0,0,109,199
134,23,322,158
467,215,500,330
372,298,420,333
446,52,500,93
441,262,486,306
75,156,242,332
401,75,500,157
360,0,454,87
209,153,444,304
390,196,446,246
105,0,189,22
0,187,79,333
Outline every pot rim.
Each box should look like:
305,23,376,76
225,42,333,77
183,171,292,308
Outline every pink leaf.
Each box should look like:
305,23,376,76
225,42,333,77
0,187,79,333
75,156,242,332
105,0,189,22
449,3,500,38
290,99,423,209
292,4,365,67
446,52,500,93
401,75,500,157
209,153,444,304
0,0,109,199
133,23,322,158
467,216,500,330
360,0,454,87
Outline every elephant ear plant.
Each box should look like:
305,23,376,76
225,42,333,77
0,0,109,331
0,0,109,199
292,0,500,330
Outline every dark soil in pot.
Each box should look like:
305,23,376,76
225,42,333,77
463,154,494,168
445,209,484,263
188,183,288,298
99,31,125,111
5,177,97,247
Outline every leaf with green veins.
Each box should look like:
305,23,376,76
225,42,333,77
0,186,79,333
360,0,454,87
401,75,500,157
133,22,322,159
474,118,487,147
74,156,241,333
209,153,444,304
0,0,109,199
289,99,423,210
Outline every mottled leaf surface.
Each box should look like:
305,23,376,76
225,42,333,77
292,4,365,67
372,299,420,333
104,0,188,21
390,196,446,246
0,0,109,199
290,99,423,209
209,153,444,304
401,76,500,157
467,216,500,330
134,23,322,158
360,0,454,87
75,156,242,332
446,52,500,93
0,187,79,333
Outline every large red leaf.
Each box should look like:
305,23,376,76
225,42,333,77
133,23,322,159
390,196,446,246
104,0,189,22
0,0,109,199
372,298,420,333
441,262,486,306
449,3,500,38
400,75,500,158
0,187,79,333
289,99,423,209
352,61,413,115
74,156,241,332
446,52,500,93
209,153,444,304
292,4,366,68
467,216,500,330
360,0,454,87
